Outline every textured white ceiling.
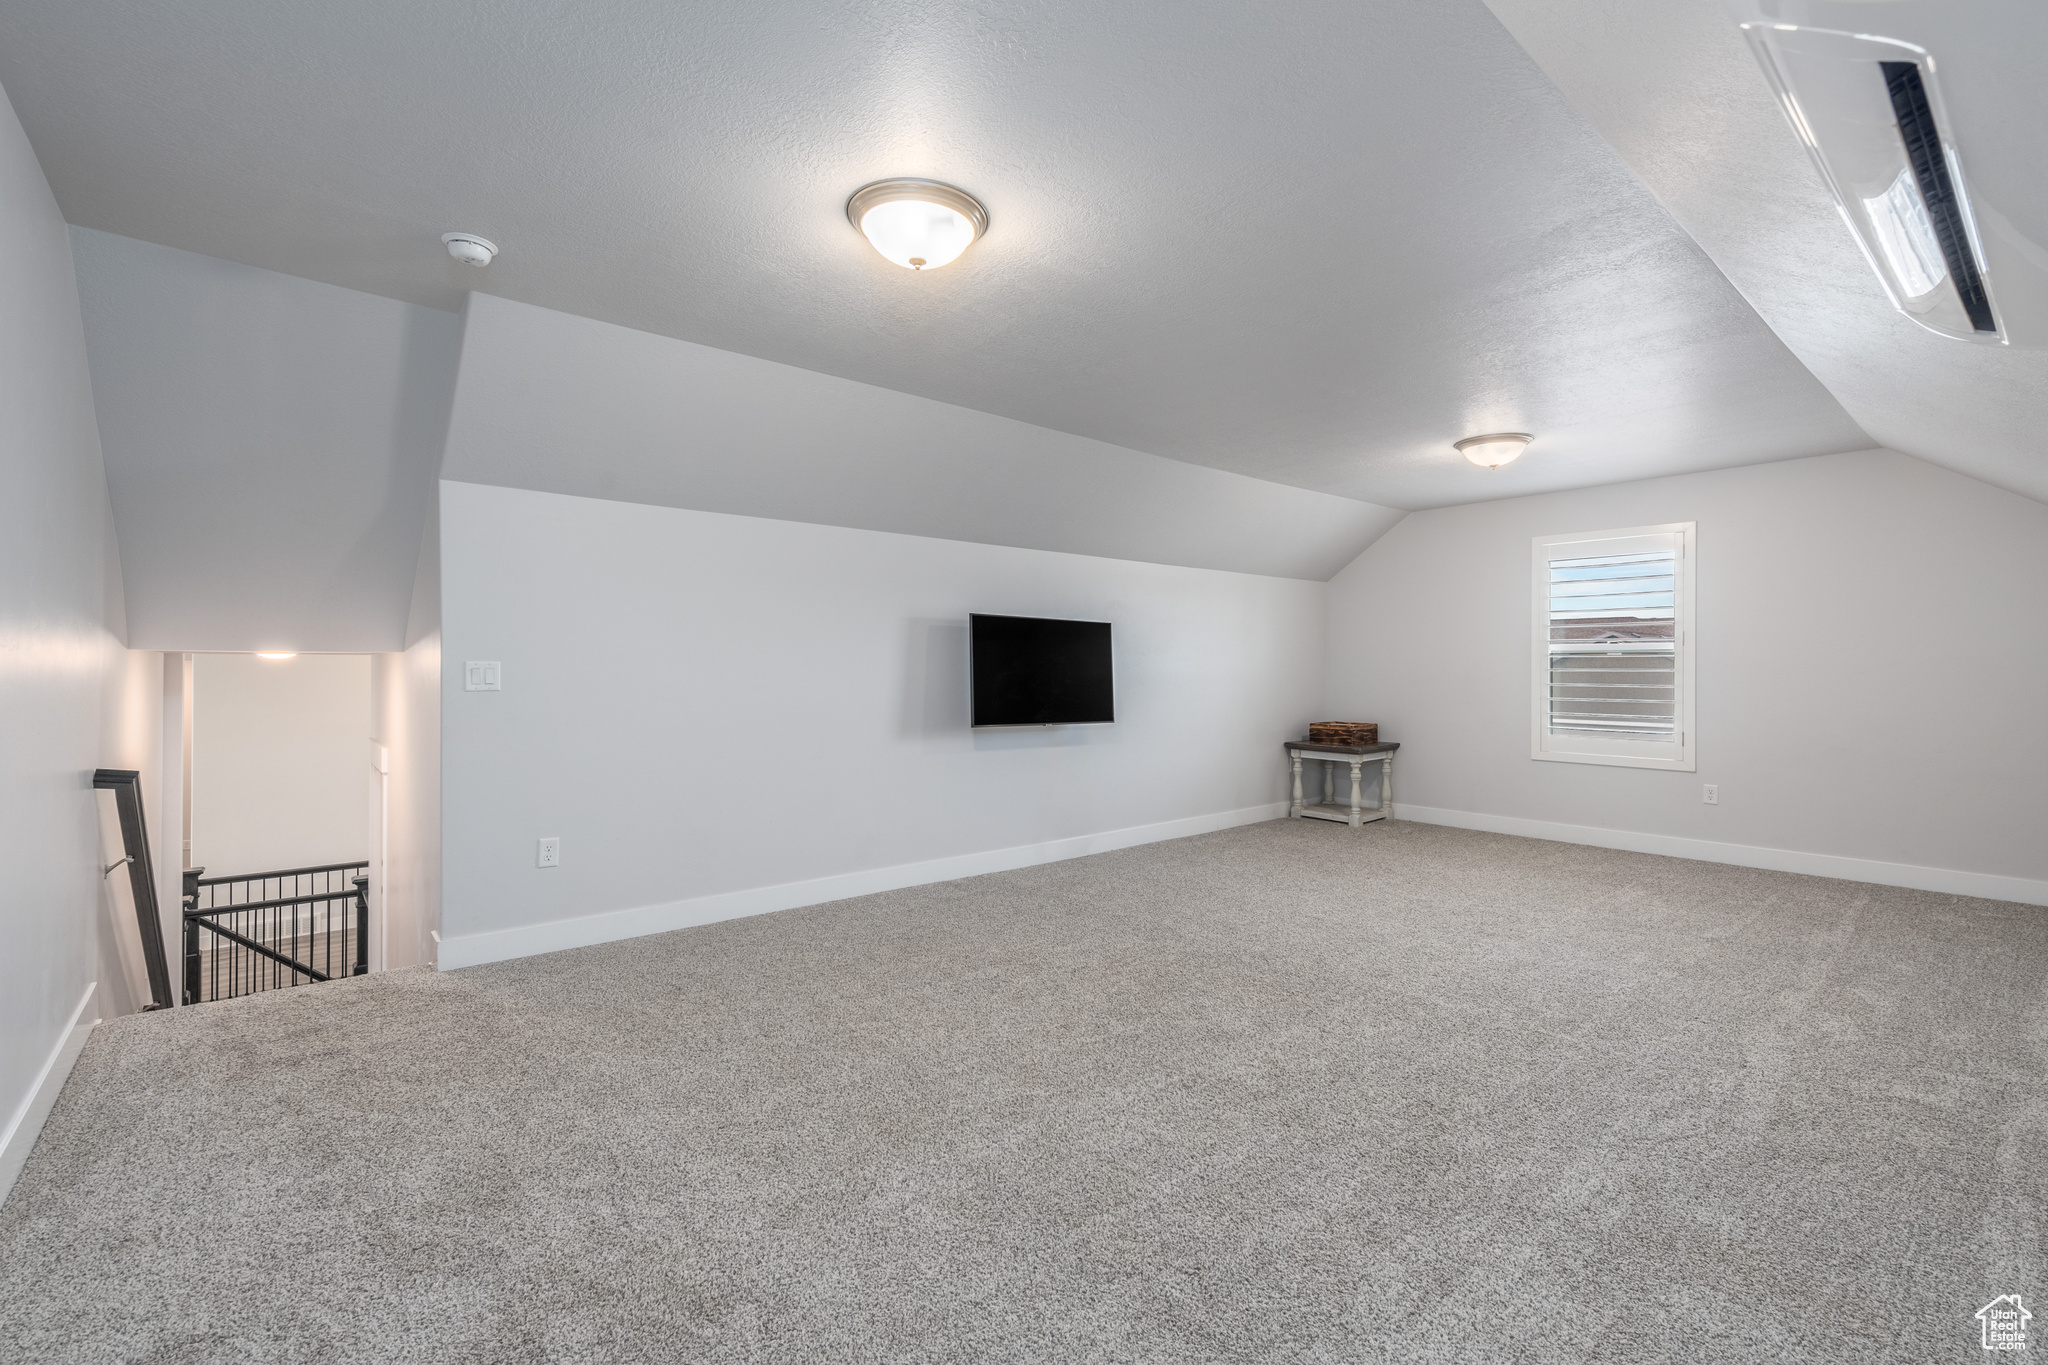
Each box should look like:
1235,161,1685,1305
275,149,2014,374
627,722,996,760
1480,0,2048,506
0,0,1868,511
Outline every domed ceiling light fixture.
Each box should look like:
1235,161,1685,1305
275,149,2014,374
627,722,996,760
1455,433,1533,469
441,232,498,267
846,179,988,270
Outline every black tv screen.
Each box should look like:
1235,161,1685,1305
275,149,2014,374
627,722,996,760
970,614,1114,727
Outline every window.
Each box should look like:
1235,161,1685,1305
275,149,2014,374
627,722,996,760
1532,523,1694,771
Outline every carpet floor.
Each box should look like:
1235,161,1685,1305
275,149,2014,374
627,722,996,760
2,819,2043,1363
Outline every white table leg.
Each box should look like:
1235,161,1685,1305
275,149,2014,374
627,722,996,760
1349,759,1364,827
1289,753,1303,817
1322,763,1334,805
1381,754,1394,820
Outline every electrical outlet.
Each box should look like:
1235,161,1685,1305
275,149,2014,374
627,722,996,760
537,837,560,868
1702,785,1718,805
465,660,502,691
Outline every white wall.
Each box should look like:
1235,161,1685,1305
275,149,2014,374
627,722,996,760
70,228,462,652
370,495,442,970
155,653,188,977
440,293,1405,583
0,80,157,1197
190,653,371,876
439,480,1325,965
1326,449,2048,897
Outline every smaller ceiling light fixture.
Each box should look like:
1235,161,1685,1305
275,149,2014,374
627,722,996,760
1455,433,1533,469
256,652,297,660
846,179,988,270
441,232,498,267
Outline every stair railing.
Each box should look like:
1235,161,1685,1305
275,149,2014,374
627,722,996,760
182,861,370,1004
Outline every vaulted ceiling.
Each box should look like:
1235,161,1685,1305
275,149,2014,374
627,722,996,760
0,0,1904,515
1481,0,2048,507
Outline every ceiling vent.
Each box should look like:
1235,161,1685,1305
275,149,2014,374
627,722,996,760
1738,17,2046,346
1877,61,1994,335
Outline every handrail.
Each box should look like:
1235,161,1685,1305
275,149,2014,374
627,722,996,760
188,917,332,983
185,889,360,918
194,859,368,887
183,873,367,1003
94,770,174,1010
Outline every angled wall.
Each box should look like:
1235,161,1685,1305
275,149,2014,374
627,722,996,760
440,293,1404,583
70,229,461,652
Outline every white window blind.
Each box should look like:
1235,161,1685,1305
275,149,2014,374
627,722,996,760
1532,524,1694,771
1547,549,1675,738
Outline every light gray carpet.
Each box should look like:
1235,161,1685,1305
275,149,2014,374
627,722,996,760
3,819,2044,1363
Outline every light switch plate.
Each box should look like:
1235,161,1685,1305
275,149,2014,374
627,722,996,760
465,660,502,691
537,837,560,868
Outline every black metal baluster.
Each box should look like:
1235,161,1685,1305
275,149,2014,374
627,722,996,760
185,862,370,1000
181,869,199,1006
353,876,368,976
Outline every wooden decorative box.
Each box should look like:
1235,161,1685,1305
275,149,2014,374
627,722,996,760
1307,721,1378,746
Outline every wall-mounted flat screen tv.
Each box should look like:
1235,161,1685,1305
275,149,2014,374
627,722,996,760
970,614,1114,727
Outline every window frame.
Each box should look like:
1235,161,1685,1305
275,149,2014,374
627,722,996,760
1530,521,1696,772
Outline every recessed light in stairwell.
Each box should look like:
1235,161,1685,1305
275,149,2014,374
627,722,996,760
256,652,297,660
846,179,988,270
1455,433,1533,469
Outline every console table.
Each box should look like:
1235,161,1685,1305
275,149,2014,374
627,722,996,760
1285,740,1398,827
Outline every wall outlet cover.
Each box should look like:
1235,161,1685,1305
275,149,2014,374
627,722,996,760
537,836,560,867
1703,785,1718,805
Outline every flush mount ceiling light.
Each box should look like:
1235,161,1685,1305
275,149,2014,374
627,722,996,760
256,652,297,660
441,232,498,267
1455,433,1533,469
846,179,988,271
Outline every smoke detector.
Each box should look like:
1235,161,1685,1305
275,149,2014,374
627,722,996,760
441,233,498,267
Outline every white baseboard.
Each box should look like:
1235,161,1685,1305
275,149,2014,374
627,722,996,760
441,802,1289,970
0,980,97,1207
1394,804,2048,906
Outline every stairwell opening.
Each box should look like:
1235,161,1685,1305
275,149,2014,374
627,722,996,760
180,652,383,1003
